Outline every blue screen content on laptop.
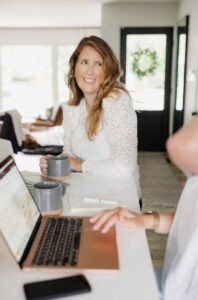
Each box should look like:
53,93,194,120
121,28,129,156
0,156,40,262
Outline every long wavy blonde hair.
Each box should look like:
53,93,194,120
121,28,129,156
67,35,127,140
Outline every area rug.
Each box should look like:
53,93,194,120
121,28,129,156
138,151,185,208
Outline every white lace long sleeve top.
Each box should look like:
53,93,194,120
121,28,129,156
62,90,141,198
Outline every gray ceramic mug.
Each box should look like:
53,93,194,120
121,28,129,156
33,181,64,215
48,156,70,178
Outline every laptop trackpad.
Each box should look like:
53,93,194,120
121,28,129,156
78,218,119,270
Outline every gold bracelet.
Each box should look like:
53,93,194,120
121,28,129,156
144,210,160,231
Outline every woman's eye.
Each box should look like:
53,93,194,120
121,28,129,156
96,62,103,67
80,60,88,65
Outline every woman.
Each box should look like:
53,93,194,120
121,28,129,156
40,36,140,198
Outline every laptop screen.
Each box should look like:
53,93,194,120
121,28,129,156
0,156,40,262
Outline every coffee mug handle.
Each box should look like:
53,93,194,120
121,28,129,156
60,183,67,196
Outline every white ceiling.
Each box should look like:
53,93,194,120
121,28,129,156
58,0,180,2
0,0,180,28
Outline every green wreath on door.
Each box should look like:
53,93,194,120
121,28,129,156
131,48,159,80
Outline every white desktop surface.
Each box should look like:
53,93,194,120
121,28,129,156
0,154,158,300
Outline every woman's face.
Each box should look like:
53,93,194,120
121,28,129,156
75,46,105,101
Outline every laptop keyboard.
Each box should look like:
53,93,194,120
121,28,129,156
32,217,83,267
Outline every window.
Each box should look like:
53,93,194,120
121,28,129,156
125,34,166,111
1,45,74,119
0,28,100,119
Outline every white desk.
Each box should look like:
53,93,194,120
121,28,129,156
0,155,158,300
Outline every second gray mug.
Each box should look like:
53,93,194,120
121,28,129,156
48,156,70,178
33,181,64,215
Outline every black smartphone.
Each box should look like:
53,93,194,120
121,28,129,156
23,274,91,300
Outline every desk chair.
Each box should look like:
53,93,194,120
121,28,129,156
27,106,63,131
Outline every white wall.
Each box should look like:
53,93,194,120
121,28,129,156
178,0,198,123
0,0,101,27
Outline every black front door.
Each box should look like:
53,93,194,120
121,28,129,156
121,27,173,150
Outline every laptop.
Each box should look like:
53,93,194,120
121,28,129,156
0,155,119,271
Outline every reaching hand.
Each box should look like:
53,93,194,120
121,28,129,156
89,207,145,234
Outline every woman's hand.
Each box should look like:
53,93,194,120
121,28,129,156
68,156,83,172
60,153,83,172
39,153,83,174
39,155,52,175
89,207,146,234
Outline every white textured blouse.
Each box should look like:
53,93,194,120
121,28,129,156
62,90,141,198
